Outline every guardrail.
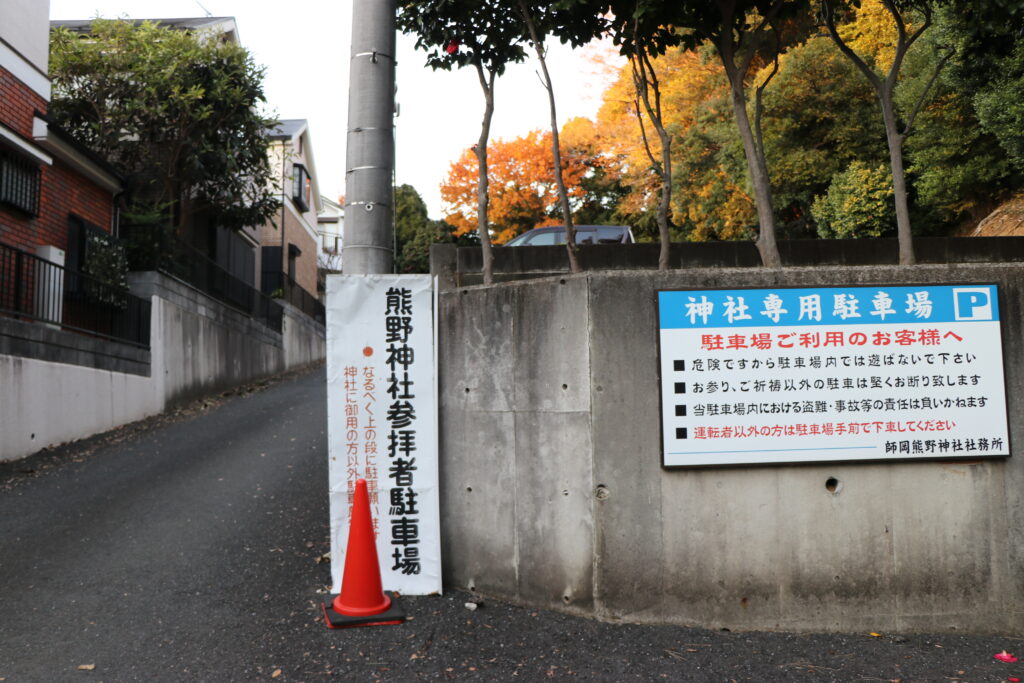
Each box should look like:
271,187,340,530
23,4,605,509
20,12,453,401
261,270,325,325
123,224,283,334
0,241,150,347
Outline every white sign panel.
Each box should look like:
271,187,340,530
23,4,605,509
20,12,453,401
658,285,1010,467
326,274,441,594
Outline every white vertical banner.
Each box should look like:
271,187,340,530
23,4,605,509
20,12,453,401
326,274,441,595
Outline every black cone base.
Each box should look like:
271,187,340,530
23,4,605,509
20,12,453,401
323,591,406,629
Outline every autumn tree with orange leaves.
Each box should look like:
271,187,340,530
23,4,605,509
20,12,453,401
440,129,592,244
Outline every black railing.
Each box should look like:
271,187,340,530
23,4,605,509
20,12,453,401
0,241,150,347
123,224,283,334
262,270,325,325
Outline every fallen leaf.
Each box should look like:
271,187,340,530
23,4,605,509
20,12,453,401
869,632,882,637
995,651,1019,663
272,669,282,678
1008,677,1020,682
77,664,96,671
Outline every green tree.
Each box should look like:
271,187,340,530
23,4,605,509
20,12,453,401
49,19,279,236
515,0,608,274
820,0,953,264
398,0,528,285
394,184,474,273
811,161,895,238
759,35,886,236
601,0,689,268
674,0,813,267
943,0,1024,169
898,23,1017,230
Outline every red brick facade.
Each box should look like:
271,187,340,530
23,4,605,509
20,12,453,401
0,67,46,138
0,65,116,255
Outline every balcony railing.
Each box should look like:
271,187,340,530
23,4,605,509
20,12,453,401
0,241,151,347
262,270,325,325
123,224,283,334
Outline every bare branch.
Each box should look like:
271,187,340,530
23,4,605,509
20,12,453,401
821,0,883,92
754,26,781,160
738,0,787,77
630,57,660,173
901,46,953,135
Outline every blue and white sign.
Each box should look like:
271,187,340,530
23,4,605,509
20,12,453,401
657,284,1009,467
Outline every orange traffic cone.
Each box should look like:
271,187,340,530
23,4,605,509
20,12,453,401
323,478,405,629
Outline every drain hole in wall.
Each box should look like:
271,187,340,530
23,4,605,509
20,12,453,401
561,383,568,390
560,279,566,285
466,486,473,492
465,387,471,393
825,477,840,493
562,594,571,604
30,433,35,440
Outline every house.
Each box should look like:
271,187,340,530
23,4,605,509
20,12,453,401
48,17,261,293
1,2,123,262
318,195,344,265
1,0,130,333
262,119,322,306
1,7,324,464
316,195,344,297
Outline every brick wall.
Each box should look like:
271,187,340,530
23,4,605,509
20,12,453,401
262,201,319,296
0,66,115,254
0,67,46,138
290,213,318,295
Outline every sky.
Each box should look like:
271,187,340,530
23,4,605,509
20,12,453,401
48,0,623,219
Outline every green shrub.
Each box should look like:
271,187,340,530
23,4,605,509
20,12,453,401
812,162,896,239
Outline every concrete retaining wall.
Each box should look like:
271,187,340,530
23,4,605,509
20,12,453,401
438,264,1024,635
0,271,325,462
282,301,326,370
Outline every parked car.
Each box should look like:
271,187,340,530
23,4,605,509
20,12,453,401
504,225,635,246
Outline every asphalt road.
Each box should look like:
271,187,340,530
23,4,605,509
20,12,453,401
1,364,1021,681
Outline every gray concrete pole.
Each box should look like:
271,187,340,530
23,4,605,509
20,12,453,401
342,0,396,274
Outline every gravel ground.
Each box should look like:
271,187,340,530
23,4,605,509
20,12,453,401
0,364,1021,682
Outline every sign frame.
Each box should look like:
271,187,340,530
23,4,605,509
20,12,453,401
655,282,1012,470
326,273,442,595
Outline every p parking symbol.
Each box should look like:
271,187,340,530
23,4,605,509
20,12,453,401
953,288,993,321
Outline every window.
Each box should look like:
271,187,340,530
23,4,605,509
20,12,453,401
291,163,311,212
0,148,41,216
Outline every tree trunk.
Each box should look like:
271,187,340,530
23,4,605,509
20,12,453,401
474,65,497,285
631,54,673,270
880,93,916,265
518,0,579,274
656,126,672,270
727,72,781,268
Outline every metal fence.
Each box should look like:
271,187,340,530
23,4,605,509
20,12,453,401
123,224,283,334
261,270,325,325
0,241,151,347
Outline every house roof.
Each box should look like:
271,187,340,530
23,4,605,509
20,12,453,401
33,110,123,182
267,119,308,141
51,17,235,33
50,17,240,45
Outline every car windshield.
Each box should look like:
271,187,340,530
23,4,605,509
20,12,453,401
505,225,632,246
595,226,628,243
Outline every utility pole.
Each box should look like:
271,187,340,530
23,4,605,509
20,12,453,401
342,0,396,275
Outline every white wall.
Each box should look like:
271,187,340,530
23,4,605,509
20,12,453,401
0,354,159,461
1,272,325,462
0,0,50,78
